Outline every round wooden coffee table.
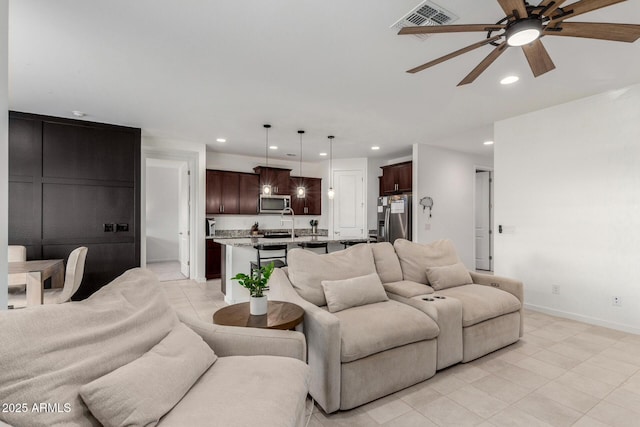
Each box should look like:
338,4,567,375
213,301,304,330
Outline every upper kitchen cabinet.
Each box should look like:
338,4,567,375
253,166,291,195
380,161,412,195
206,170,259,215
290,176,321,215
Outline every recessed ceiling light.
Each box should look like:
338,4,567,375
216,138,226,143
71,110,85,117
500,75,519,85
319,152,328,156
484,141,494,146
371,146,380,150
269,146,278,150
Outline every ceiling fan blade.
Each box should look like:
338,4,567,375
549,0,627,24
537,0,567,18
398,24,505,35
545,22,640,42
521,40,556,77
497,0,529,19
407,36,503,74
458,42,509,86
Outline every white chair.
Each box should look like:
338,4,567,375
8,245,27,293
8,247,88,308
8,245,27,262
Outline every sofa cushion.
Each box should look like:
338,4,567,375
287,244,377,306
333,300,439,363
370,242,403,283
394,239,461,284
0,268,178,427
425,262,473,291
437,284,522,327
322,273,388,313
80,323,216,427
383,280,434,298
157,356,310,427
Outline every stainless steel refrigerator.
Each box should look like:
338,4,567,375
377,194,412,243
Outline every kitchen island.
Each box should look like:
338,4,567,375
213,235,374,304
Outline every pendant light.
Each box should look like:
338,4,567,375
296,130,306,198
327,136,335,200
262,124,272,195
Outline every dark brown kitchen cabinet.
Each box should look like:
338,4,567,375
8,111,141,299
239,173,260,214
206,170,259,215
290,177,321,215
206,239,222,280
380,161,412,195
253,166,291,195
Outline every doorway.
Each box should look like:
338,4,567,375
475,169,493,271
332,169,365,238
145,159,190,281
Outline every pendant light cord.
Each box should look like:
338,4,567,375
264,125,270,169
298,130,304,177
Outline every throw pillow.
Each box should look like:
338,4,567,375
79,322,216,427
287,244,377,306
321,272,389,313
425,262,473,290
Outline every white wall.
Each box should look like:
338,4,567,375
413,144,493,269
0,0,8,310
495,83,640,334
146,166,179,262
142,137,206,281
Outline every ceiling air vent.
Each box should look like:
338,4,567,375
391,0,459,40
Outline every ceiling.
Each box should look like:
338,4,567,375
8,0,640,161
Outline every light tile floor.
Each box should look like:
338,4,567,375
162,278,640,427
146,261,187,282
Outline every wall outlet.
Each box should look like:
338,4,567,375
612,296,622,307
552,284,560,295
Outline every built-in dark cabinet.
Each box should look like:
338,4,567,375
290,176,322,215
253,166,291,195
380,161,412,195
206,170,259,215
8,111,141,299
206,239,222,280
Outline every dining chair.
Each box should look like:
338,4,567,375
8,245,27,262
8,247,88,308
8,245,28,293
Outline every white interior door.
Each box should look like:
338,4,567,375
333,170,364,238
178,163,190,277
475,170,491,271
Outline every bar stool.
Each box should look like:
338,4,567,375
297,241,329,254
250,244,288,275
340,239,371,249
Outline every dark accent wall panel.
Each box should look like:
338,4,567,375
8,111,141,299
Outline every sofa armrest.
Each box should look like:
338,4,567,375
470,271,524,336
178,312,307,361
268,268,342,414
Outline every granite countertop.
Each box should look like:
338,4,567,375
213,235,373,247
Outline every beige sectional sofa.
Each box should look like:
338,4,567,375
0,269,310,427
269,238,524,413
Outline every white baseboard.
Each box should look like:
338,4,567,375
194,276,207,283
524,303,640,336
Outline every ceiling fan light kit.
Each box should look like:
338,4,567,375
505,18,542,46
399,0,640,86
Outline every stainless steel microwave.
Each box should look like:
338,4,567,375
259,195,291,213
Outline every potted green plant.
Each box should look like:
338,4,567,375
231,262,275,315
309,219,318,235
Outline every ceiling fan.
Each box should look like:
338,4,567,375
399,0,640,86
